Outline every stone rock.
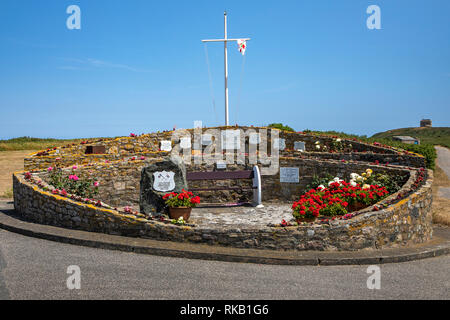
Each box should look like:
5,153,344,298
139,159,188,215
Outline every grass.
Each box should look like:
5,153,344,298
0,187,13,199
0,136,85,152
372,127,450,149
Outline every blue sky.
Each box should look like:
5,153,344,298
0,0,449,139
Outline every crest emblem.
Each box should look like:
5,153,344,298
153,171,175,192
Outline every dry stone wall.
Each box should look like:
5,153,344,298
12,168,433,251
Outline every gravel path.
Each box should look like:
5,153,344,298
190,204,293,228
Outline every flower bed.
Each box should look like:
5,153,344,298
292,181,389,222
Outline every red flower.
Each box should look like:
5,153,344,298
190,196,200,204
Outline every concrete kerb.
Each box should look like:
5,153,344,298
1,200,448,266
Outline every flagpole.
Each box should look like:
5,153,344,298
201,13,250,126
224,11,229,126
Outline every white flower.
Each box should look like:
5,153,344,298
362,184,370,189
336,138,342,142
350,173,358,180
315,141,320,145
350,180,357,187
333,177,340,182
315,145,321,150
317,185,325,190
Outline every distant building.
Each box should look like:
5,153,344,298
420,119,432,127
393,136,420,145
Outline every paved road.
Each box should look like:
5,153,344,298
0,229,448,300
436,146,450,199
436,146,450,179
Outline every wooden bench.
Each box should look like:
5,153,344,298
186,165,263,207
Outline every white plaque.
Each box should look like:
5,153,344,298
249,133,260,144
160,140,172,151
294,141,306,152
273,138,286,150
153,171,175,192
280,167,299,183
201,134,212,145
221,130,240,150
216,161,226,169
180,137,191,149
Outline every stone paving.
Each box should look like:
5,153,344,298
189,203,293,228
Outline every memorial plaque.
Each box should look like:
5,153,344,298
160,140,172,151
201,134,212,145
294,141,306,152
216,161,226,169
180,137,191,149
153,171,176,192
249,133,260,144
221,130,240,150
140,160,188,214
193,142,201,150
273,138,286,150
280,167,299,183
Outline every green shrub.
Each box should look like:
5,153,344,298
48,169,99,198
306,173,335,190
268,123,295,132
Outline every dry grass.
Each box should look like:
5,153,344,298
431,165,450,226
0,137,83,152
0,150,35,199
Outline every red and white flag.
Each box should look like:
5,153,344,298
237,39,246,55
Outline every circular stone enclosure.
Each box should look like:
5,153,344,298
13,127,433,251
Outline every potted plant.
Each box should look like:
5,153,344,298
162,189,200,221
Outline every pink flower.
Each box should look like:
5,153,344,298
94,181,99,187
69,175,79,181
72,165,78,170
140,156,146,160
47,167,53,172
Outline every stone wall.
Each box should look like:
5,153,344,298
34,156,410,207
24,126,424,171
12,169,433,251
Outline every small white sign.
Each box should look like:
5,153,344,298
221,130,240,150
280,167,299,183
249,133,260,144
273,138,286,150
160,140,172,151
216,161,227,169
294,141,306,152
180,137,191,149
153,171,175,192
201,134,213,145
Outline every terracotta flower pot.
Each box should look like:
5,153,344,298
296,216,316,223
168,207,192,221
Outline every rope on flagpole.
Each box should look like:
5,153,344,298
203,43,218,125
235,52,246,125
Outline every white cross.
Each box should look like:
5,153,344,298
202,12,250,126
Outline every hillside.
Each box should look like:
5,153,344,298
372,127,450,148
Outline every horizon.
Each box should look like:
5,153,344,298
0,0,449,140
